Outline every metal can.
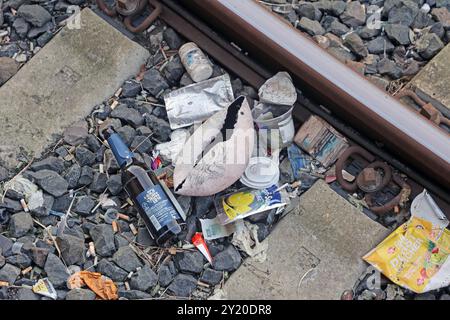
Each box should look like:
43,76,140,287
179,42,213,83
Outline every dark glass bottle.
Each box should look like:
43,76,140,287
102,127,183,246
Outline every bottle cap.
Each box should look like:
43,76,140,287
240,157,280,189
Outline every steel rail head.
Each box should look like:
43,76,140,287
181,0,450,190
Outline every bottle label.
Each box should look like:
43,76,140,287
136,185,180,231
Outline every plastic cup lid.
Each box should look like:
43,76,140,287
240,157,280,189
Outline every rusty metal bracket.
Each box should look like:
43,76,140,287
365,174,411,215
396,89,450,129
96,0,161,33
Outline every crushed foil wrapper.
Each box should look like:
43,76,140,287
164,74,234,130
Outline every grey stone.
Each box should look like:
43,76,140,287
5,254,32,268
162,56,184,86
212,246,241,272
114,234,130,248
13,17,30,38
0,43,20,58
130,135,152,154
167,273,198,297
158,264,175,287
56,234,85,265
37,31,53,47
174,251,205,274
314,0,347,15
136,227,155,246
367,36,395,54
431,7,450,28
340,1,367,27
64,163,81,189
78,166,94,186
430,22,445,39
179,72,194,87
121,81,141,98
0,235,13,256
17,5,51,27
200,268,223,286
0,57,19,86
31,194,54,217
0,263,20,284
0,9,149,170
116,125,136,147
44,253,69,288
32,157,65,174
388,4,418,26
96,259,128,282
75,147,96,167
73,196,95,217
295,3,322,21
136,126,152,136
0,198,22,213
326,46,356,63
0,255,5,268
130,264,158,291
85,135,101,152
222,180,389,299
358,26,382,39
29,246,49,268
440,294,450,300
15,288,41,300
90,224,116,257
343,33,368,57
142,69,169,96
111,104,144,128
63,122,89,146
29,170,68,197
143,114,172,142
90,172,108,193
27,21,53,39
328,19,350,36
298,17,325,36
118,289,152,300
106,174,122,196
8,212,33,237
112,246,142,272
66,288,96,300
378,57,403,79
385,23,411,45
416,33,444,59
0,166,8,182
414,292,436,300
163,28,183,50
412,10,433,28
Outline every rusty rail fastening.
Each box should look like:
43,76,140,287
396,89,450,129
96,0,161,33
336,146,410,215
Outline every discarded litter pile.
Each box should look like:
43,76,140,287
264,0,450,92
0,0,87,86
0,17,448,301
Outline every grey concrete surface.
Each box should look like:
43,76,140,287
411,44,450,118
0,8,149,168
222,180,389,300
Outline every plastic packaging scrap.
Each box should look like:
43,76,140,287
294,115,349,168
287,144,323,190
4,176,44,210
364,191,450,293
240,156,280,189
174,96,254,196
258,71,297,106
164,74,234,130
232,221,268,263
154,129,190,163
32,278,57,300
200,216,243,241
67,271,118,300
192,232,213,263
215,185,287,225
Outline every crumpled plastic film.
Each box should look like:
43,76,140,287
67,271,118,300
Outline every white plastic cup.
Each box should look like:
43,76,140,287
179,42,213,83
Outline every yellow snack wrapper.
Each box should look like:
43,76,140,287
364,217,450,293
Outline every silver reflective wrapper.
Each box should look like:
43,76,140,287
164,74,234,129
